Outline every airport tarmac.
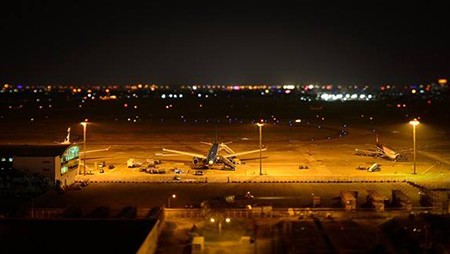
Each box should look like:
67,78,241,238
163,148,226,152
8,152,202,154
27,120,450,214
63,120,450,184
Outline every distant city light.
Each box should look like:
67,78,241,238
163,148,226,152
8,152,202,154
438,79,447,85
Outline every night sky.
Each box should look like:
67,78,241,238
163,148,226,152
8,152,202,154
0,1,448,86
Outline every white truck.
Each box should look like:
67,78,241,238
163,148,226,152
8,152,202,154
127,158,142,168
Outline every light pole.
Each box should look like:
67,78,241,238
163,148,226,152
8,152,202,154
80,121,88,175
409,119,420,174
167,194,176,208
257,123,264,175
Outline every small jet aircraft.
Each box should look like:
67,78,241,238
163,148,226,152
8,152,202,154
156,137,266,170
354,135,407,161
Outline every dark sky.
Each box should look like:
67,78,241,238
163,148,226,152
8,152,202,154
0,0,448,86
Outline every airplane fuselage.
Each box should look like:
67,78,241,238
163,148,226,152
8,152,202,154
376,143,400,161
159,138,265,170
206,143,220,166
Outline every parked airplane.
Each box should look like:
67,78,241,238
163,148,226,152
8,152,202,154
156,138,266,170
55,127,72,145
354,135,407,161
55,127,110,153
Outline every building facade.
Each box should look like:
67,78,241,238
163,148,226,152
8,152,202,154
0,144,80,187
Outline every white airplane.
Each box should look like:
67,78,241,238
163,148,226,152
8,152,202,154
55,127,110,154
354,135,407,161
56,127,72,145
156,137,266,170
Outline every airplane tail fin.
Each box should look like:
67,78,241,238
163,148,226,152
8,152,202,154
375,134,383,150
56,127,71,144
64,127,71,144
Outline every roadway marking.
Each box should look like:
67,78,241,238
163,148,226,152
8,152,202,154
419,162,438,175
305,155,332,175
418,151,450,165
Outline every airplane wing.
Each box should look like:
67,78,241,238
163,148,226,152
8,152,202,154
83,146,110,154
397,148,412,153
154,152,186,157
54,141,70,145
354,148,383,156
160,148,206,159
222,148,267,158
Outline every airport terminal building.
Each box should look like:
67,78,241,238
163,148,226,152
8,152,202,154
0,144,80,187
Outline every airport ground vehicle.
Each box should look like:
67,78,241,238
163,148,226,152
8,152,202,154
355,163,381,172
368,163,381,172
193,170,204,176
147,159,161,167
173,168,184,174
127,158,143,168
356,165,367,170
141,168,166,174
298,164,309,169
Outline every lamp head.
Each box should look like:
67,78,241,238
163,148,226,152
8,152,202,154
409,119,420,126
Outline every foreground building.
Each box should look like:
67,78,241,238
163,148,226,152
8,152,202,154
0,144,80,188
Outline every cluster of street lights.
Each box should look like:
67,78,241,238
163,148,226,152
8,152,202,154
210,216,231,235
